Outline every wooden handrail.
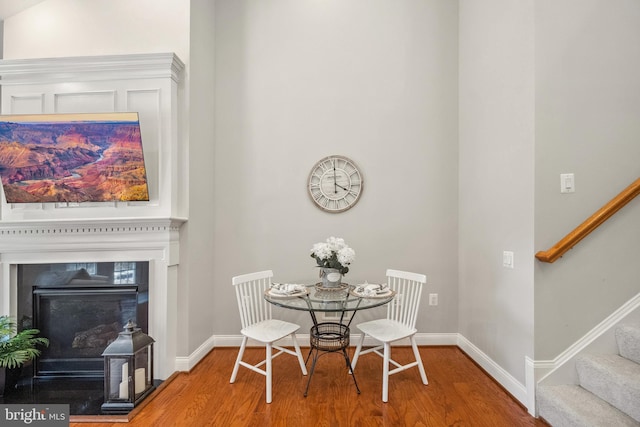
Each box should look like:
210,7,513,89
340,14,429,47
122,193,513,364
535,177,640,263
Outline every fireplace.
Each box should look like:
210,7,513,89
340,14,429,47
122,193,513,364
0,218,182,381
19,263,149,379
0,219,181,416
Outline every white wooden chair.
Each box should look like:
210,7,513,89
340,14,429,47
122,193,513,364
351,269,428,402
229,270,307,403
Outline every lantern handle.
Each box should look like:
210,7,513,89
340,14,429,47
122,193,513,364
124,319,137,331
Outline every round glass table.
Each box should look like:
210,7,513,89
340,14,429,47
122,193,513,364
264,283,395,396
264,283,394,315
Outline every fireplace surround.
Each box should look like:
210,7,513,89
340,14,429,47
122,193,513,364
0,219,181,417
0,219,182,381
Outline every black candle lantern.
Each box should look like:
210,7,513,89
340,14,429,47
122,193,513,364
101,320,155,414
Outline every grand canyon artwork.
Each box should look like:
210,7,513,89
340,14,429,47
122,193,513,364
0,112,149,203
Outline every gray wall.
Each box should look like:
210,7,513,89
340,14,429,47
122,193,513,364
458,0,535,385
534,0,640,359
182,0,217,358
213,0,459,333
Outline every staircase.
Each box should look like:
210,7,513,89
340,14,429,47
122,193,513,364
537,323,640,426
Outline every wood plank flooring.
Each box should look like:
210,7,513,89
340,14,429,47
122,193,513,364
71,346,549,426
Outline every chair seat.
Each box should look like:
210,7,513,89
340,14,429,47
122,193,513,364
241,319,301,343
357,318,416,343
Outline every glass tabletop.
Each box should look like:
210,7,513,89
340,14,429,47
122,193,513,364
264,283,395,313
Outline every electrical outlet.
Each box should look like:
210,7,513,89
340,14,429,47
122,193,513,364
429,293,438,306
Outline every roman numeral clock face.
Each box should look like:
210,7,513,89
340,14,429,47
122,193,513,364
308,155,363,213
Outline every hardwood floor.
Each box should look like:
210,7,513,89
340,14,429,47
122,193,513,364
71,346,549,426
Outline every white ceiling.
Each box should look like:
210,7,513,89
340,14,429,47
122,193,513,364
0,0,45,21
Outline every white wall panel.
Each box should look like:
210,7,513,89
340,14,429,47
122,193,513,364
0,53,184,221
127,89,162,205
8,93,45,114
54,90,116,113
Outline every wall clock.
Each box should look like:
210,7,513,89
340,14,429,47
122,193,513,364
308,155,363,213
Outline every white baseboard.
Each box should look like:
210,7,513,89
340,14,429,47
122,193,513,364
415,332,459,346
456,334,528,407
174,334,216,372
172,297,640,418
525,356,537,416
176,332,458,371
211,331,458,348
173,331,528,412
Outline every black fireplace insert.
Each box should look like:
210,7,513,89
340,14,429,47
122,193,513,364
17,262,149,379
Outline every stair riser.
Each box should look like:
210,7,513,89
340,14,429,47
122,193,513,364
617,324,640,365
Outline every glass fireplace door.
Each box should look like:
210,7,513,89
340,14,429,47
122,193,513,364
33,287,139,377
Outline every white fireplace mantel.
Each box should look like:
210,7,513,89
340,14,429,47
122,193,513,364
0,217,185,380
0,217,185,247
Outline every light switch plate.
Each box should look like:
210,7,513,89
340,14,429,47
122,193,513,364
560,173,575,193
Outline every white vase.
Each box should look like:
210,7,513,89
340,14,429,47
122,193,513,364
320,268,342,288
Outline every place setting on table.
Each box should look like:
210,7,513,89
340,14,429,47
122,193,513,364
350,282,394,298
265,283,309,298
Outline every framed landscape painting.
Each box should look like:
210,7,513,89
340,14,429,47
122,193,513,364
0,112,149,203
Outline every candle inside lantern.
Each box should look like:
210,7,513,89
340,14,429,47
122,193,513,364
119,380,128,399
121,362,129,381
119,362,130,399
135,368,146,394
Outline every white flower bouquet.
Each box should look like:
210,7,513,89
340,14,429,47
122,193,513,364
310,237,355,275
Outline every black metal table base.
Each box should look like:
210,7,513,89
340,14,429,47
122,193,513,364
303,322,360,396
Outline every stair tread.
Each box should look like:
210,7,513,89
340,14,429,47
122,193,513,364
577,353,640,383
576,353,640,422
538,384,640,427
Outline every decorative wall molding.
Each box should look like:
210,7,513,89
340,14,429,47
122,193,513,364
0,53,184,86
0,52,186,222
0,218,185,238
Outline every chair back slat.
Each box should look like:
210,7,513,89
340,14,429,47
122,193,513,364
385,269,426,330
232,270,273,329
